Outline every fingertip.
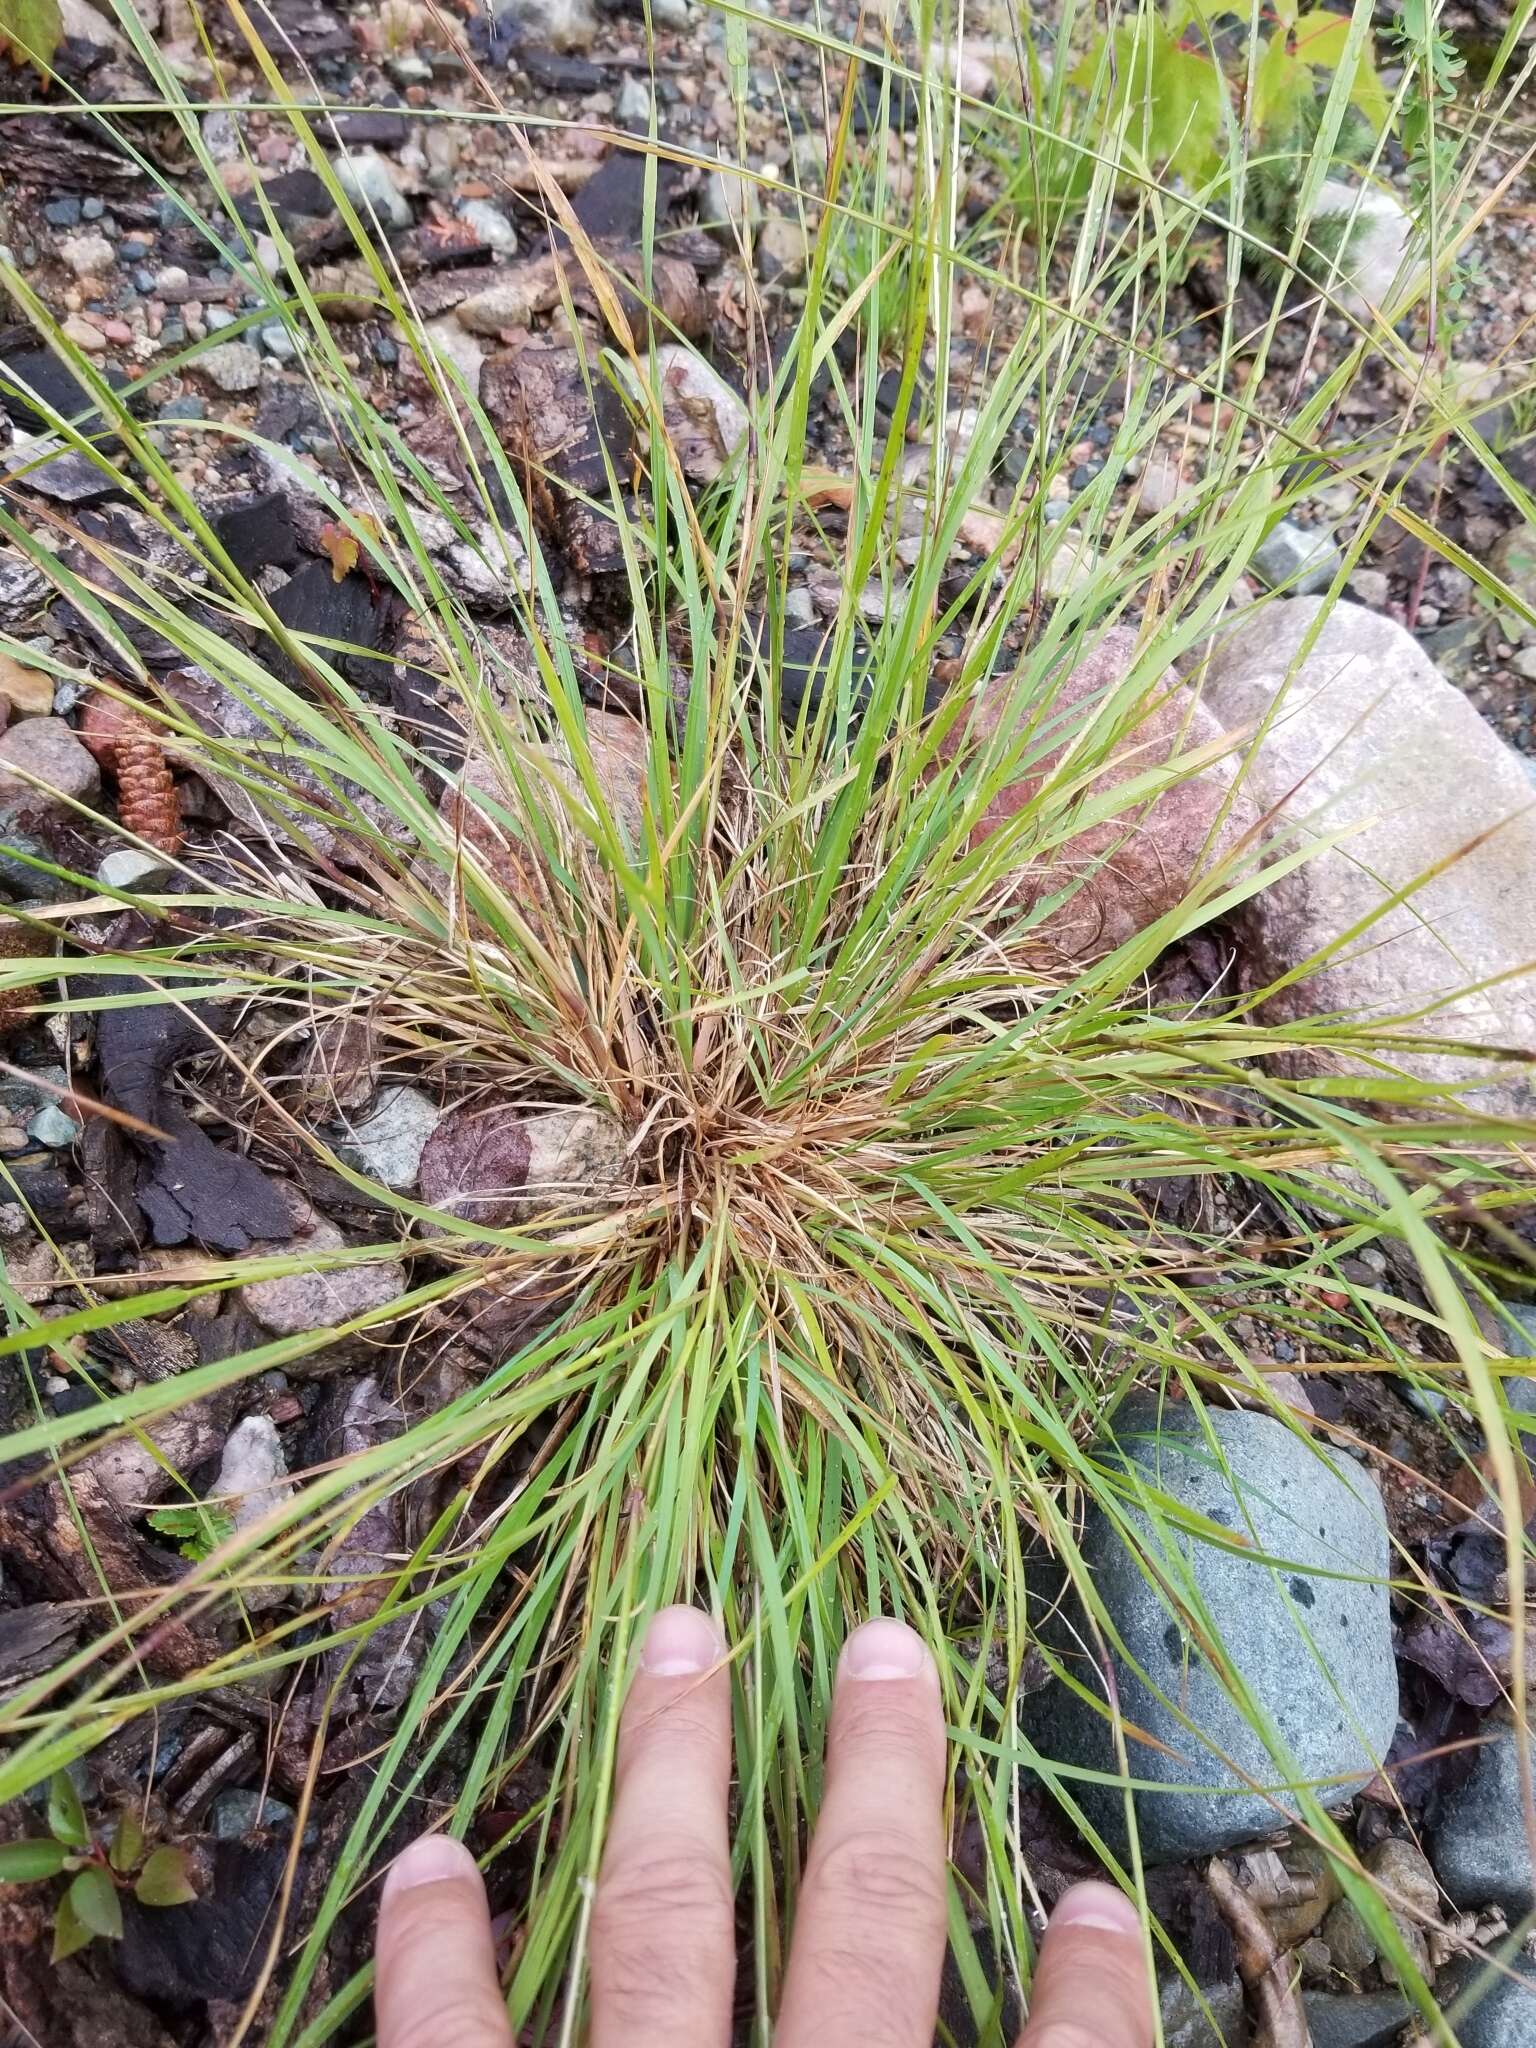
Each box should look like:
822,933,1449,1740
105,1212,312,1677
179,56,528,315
839,1616,936,1684
638,1604,724,1677
383,1832,483,1902
1048,1882,1142,1938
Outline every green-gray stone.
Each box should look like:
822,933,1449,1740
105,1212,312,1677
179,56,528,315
1020,1400,1398,1859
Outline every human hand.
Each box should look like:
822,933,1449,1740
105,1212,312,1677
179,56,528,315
375,1608,1154,2048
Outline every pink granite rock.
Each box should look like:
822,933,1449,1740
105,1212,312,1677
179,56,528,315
1202,596,1536,1118
941,627,1256,961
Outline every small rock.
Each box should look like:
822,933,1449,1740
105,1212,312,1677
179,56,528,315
331,150,414,232
1349,567,1390,610
0,556,49,627
419,1102,629,1231
782,585,815,631
209,1788,295,1840
490,0,599,49
701,162,762,239
259,323,298,361
1301,1989,1413,2048
330,1083,441,1190
1313,179,1416,316
57,232,115,279
157,395,206,423
1041,524,1098,597
196,341,263,393
0,651,57,720
1264,1836,1343,1946
60,314,106,354
935,628,1256,963
455,197,518,255
1158,1974,1248,2047
1136,454,1184,516
14,440,119,502
1020,1399,1398,1859
1252,518,1342,595
27,1102,81,1148
1434,1722,1535,1916
0,716,101,816
213,1414,293,1532
97,847,173,892
455,275,543,335
421,314,485,398
639,343,749,483
756,213,809,282
44,198,82,228
238,1198,408,1341
615,73,653,129
1321,1835,1435,1987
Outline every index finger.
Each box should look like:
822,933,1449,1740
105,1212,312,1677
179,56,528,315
589,1605,737,2048
1019,1883,1155,2048
776,1617,949,2048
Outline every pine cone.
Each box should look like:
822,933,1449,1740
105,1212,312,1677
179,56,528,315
78,694,182,855
114,724,182,856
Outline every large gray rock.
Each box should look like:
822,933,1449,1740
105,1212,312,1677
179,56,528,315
1442,1952,1536,2047
1202,599,1536,1117
1021,1401,1398,1860
1434,1724,1536,1916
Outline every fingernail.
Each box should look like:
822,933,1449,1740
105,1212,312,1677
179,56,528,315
1050,1882,1142,1937
383,1833,480,1900
638,1604,723,1676
842,1616,930,1682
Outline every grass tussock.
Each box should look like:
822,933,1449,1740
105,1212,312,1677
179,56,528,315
0,0,1533,2039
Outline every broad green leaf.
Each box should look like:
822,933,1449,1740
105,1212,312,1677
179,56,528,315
1348,51,1390,132
135,1845,198,1907
50,1888,94,1964
1292,9,1353,65
109,1810,145,1874
1252,33,1315,143
1077,21,1225,186
67,1867,123,1942
0,0,62,73
1159,42,1226,184
0,1838,71,1882
47,1773,88,1850
1293,9,1389,132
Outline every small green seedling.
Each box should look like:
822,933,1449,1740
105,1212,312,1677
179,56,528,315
146,1502,236,1561
0,1773,197,1963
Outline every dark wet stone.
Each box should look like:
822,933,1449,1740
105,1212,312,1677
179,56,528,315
521,47,607,91
0,344,129,437
264,559,393,693
234,167,335,227
330,107,411,146
209,490,299,577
